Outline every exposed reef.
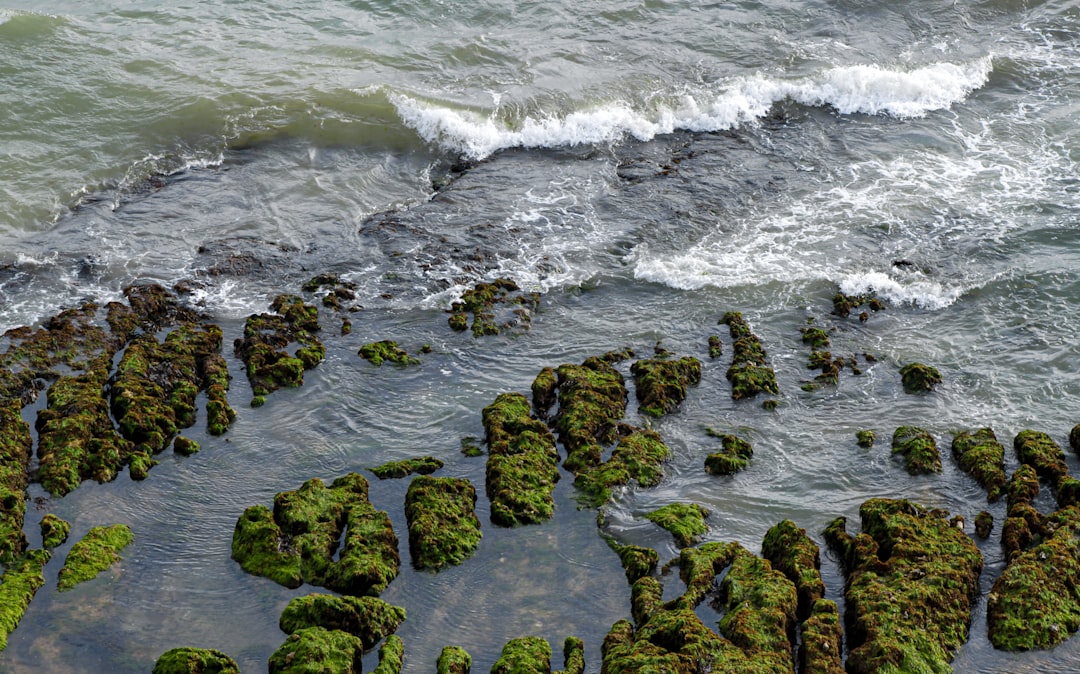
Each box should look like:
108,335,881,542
832,292,885,320
233,294,323,406
370,456,443,480
269,626,364,674
404,475,482,570
644,503,708,548
952,428,1007,502
491,636,551,674
482,392,560,526
551,352,630,474
572,428,669,507
437,645,472,674
278,593,406,651
719,312,779,402
629,355,701,417
303,273,360,312
891,426,942,475
447,278,539,337
152,647,240,674
231,472,400,595
57,524,134,591
0,403,32,562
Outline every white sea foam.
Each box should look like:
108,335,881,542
389,57,993,159
839,271,968,310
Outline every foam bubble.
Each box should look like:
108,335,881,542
840,271,968,310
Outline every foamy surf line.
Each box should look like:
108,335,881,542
389,57,993,159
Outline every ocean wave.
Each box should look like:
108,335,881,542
839,271,968,310
389,57,994,159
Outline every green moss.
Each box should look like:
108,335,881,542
325,505,400,597
761,519,824,620
856,430,875,449
269,627,363,674
573,429,669,506
279,594,406,651
404,476,482,571
491,636,551,674
446,279,537,337
482,392,560,527
555,636,584,674
530,367,557,419
644,503,708,548
40,513,70,550
799,599,844,674
551,358,628,473
951,428,1006,502
988,506,1080,651
704,430,753,476
800,326,830,349
234,296,323,405
823,499,982,674
57,524,134,591
629,356,701,417
607,540,658,584
891,426,942,475
708,335,722,359
0,402,32,563
358,340,419,367
899,362,942,393
371,634,404,674
975,511,993,539
173,436,200,456
152,647,239,674
437,645,472,674
370,456,443,479
1014,429,1070,490
720,312,779,401
0,549,49,652
460,437,484,457
833,292,885,319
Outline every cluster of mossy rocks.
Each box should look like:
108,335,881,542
447,278,540,337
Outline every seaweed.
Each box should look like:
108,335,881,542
268,626,363,674
404,476,482,571
437,646,472,674
482,392,560,526
447,278,539,337
279,593,406,651
491,636,551,674
719,312,779,401
899,362,942,394
0,549,49,652
629,356,701,417
891,426,942,475
952,428,1007,502
644,503,709,548
233,295,323,404
358,340,419,367
704,429,753,476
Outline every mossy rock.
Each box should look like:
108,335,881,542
39,514,70,550
799,599,844,674
370,456,443,480
1014,429,1069,488
629,356,702,417
358,340,420,367
891,426,941,475
0,403,32,563
0,549,49,652
899,362,942,393
988,505,1080,651
833,292,885,318
269,626,363,674
975,511,993,539
279,593,406,651
57,524,134,591
491,636,551,674
152,647,239,674
823,498,982,674
446,279,538,337
404,476,482,571
173,436,200,456
644,503,708,548
608,541,658,585
761,519,824,620
707,335,722,359
800,326,830,349
234,296,323,405
557,636,584,674
482,393,560,527
572,429,669,507
952,428,1006,501
855,430,875,449
551,357,629,473
720,312,779,400
437,645,472,674
704,430,753,476
371,634,404,674
530,367,557,419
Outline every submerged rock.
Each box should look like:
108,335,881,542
644,503,708,548
719,312,779,401
370,456,443,480
975,511,993,539
704,429,753,476
952,428,1007,502
152,647,239,674
482,392,560,526
855,430,875,449
404,476,482,571
899,362,942,393
0,549,49,652
832,292,885,319
57,524,134,591
278,593,406,651
233,295,324,405
446,278,539,337
891,426,942,475
823,498,982,673
358,340,419,367
629,356,701,418
572,429,669,507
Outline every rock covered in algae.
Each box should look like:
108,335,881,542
951,427,1007,501
607,540,658,585
39,513,70,550
761,519,824,619
404,476,482,571
530,366,558,419
551,353,630,473
482,392,560,526
231,473,399,595
358,340,419,366
371,634,404,674
1013,429,1080,508
629,356,701,418
0,548,49,652
370,456,443,480
832,291,885,319
823,498,982,674
233,294,323,405
269,626,364,674
279,593,406,651
987,505,1080,651
719,312,779,401
704,429,753,476
572,428,669,507
556,636,585,674
855,430,875,448
57,523,134,591
0,403,32,563
644,503,708,548
437,645,472,674
446,278,538,337
899,362,942,393
891,426,942,475
975,510,993,539
799,599,844,674
152,647,239,674
491,636,551,674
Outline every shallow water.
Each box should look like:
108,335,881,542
2,0,1080,671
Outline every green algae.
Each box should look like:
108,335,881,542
891,426,942,475
40,513,70,550
708,335,722,359
761,519,824,620
404,476,482,571
988,505,1080,651
555,637,584,674
975,511,993,539
446,278,539,337
832,292,885,319
856,430,875,449
370,456,443,479
152,647,239,674
269,626,363,674
1002,465,1044,560
482,392,560,526
572,429,669,507
0,548,49,652
1014,429,1069,485
551,356,628,473
629,356,701,418
530,366,557,419
951,427,1006,501
57,524,134,591
823,498,982,674
359,340,420,367
720,312,779,401
899,362,942,393
704,429,753,476
799,599,844,674
460,437,484,457
231,473,399,595
234,295,323,404
800,326,830,349
437,645,472,674
371,634,404,674
279,593,406,651
491,636,551,674
644,503,708,548
0,402,32,563
173,436,200,456
607,540,658,585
